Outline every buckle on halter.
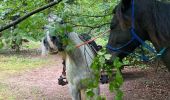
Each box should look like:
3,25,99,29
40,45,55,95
157,48,167,57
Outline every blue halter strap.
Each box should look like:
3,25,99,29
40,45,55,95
106,0,166,61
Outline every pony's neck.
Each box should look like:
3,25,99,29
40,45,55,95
67,32,84,46
65,32,95,67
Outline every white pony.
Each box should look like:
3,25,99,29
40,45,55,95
41,14,99,99
55,32,99,100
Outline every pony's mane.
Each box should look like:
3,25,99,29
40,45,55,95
68,32,84,46
67,32,95,67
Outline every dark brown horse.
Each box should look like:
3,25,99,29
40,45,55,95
107,0,170,71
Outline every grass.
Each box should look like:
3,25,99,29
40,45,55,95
0,41,57,99
0,54,53,79
0,54,54,100
0,55,49,71
0,82,16,100
22,41,41,49
0,41,50,74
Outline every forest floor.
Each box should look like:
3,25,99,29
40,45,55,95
0,49,169,100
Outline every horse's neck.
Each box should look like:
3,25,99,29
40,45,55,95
66,32,95,67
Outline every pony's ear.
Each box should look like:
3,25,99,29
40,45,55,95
121,0,131,12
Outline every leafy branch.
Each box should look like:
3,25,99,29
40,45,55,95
89,49,124,100
0,0,63,33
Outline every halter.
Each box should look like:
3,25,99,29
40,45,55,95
106,0,166,61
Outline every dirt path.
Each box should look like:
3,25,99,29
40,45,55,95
1,55,170,100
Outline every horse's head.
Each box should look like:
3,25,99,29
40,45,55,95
107,15,132,59
107,0,151,60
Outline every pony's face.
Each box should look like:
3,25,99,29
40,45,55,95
41,34,64,56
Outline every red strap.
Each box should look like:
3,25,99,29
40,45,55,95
76,29,110,48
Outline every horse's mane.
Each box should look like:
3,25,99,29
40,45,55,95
67,32,95,67
136,0,170,43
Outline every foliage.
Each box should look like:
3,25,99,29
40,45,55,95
0,0,116,51
85,48,123,100
0,0,47,50
122,41,156,69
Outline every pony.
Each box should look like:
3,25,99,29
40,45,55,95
107,0,170,71
41,32,99,99
53,32,99,100
41,32,104,86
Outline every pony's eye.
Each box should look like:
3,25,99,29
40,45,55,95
51,36,57,41
43,39,46,44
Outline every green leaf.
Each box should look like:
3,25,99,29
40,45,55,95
109,81,115,92
65,43,75,52
99,56,105,65
114,57,123,68
66,24,73,32
0,41,4,49
115,71,123,86
104,54,111,60
98,51,105,56
115,89,123,100
93,79,99,87
86,89,94,97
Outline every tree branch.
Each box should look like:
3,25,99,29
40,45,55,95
0,0,63,33
66,22,110,29
69,13,112,18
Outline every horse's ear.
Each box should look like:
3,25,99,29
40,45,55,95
121,0,131,12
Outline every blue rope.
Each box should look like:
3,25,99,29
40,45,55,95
131,0,166,57
130,28,156,53
106,37,135,51
107,45,131,55
107,44,150,61
131,0,156,54
131,0,135,29
106,0,166,61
